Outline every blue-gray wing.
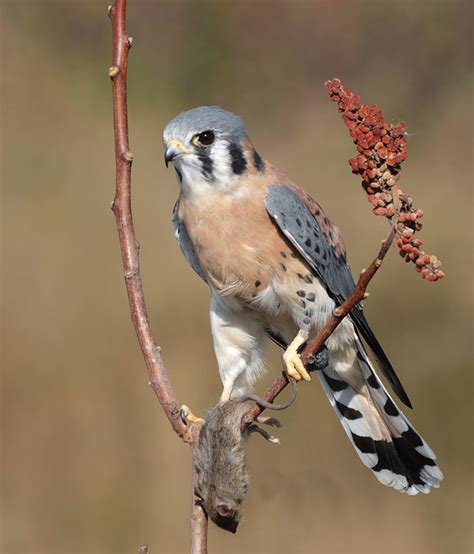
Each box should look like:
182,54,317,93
266,185,357,304
172,201,207,283
266,185,412,408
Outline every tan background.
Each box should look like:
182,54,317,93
2,1,473,553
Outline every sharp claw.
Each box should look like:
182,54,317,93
180,405,205,425
284,352,311,382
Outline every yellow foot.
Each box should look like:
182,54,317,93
180,405,205,425
283,331,311,382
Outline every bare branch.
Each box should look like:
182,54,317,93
191,463,208,554
108,0,188,438
108,1,207,550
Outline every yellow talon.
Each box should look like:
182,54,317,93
180,405,205,425
283,331,311,382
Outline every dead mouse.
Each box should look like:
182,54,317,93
192,380,297,533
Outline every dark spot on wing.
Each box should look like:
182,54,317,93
255,280,261,287
280,263,287,272
306,293,315,302
280,251,287,258
297,290,306,297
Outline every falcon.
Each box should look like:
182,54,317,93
162,106,443,495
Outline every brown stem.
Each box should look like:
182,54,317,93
108,1,207,551
244,227,396,424
191,460,208,554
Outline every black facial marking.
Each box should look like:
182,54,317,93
198,152,213,178
255,280,261,287
306,293,316,302
253,149,265,172
296,290,306,298
229,143,247,175
297,273,305,280
174,167,183,183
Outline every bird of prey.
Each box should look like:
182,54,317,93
163,106,443,495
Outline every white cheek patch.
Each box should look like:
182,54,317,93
175,155,210,194
209,140,237,187
174,139,239,195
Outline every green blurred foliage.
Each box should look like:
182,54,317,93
1,1,472,553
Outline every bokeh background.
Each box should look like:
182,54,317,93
2,1,473,553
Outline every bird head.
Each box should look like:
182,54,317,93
163,106,263,194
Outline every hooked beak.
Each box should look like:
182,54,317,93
164,139,187,167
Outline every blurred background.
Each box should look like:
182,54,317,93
1,1,473,553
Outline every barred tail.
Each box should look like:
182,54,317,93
317,337,443,494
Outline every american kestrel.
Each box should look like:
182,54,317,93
163,106,443,494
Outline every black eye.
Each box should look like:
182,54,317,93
195,130,215,146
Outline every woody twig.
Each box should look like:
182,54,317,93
108,1,207,552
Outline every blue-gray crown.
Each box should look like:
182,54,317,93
163,106,248,143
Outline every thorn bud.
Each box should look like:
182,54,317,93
333,307,344,317
375,259,382,267
108,65,119,78
124,151,134,162
127,36,134,47
363,292,370,299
